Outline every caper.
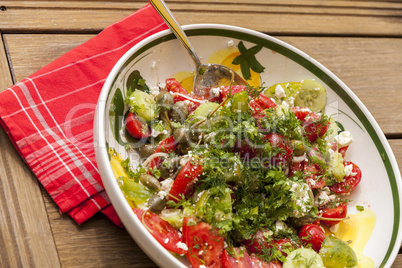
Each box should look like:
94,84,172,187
148,194,167,214
291,139,305,156
138,143,157,158
170,101,189,123
139,174,161,191
156,91,174,113
159,157,182,178
173,127,190,144
176,143,192,155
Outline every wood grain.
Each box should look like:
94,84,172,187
5,34,402,134
0,1,401,36
0,33,13,90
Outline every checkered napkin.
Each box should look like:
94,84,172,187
0,4,168,226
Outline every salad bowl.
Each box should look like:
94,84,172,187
94,24,402,267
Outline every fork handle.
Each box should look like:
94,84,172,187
149,0,202,68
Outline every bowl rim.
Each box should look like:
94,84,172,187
94,23,402,268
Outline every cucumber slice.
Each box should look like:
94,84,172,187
319,236,358,268
283,248,324,268
127,89,157,122
192,102,220,118
231,91,249,112
294,79,327,112
264,82,302,105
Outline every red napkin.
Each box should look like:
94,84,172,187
0,4,168,226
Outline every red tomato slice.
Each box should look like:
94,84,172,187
125,111,151,139
220,85,248,99
291,107,329,143
254,93,276,110
148,136,176,170
222,248,253,268
329,161,361,194
298,224,325,252
319,202,348,225
183,218,224,268
168,158,203,201
133,208,187,255
244,228,270,254
303,163,326,189
165,78,202,112
264,133,293,167
250,256,282,268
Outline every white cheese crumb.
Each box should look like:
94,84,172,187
149,86,160,97
151,61,157,69
210,87,221,98
160,178,174,192
335,131,353,147
275,84,286,99
176,241,188,251
344,163,357,177
157,190,167,199
281,100,289,108
227,39,235,47
164,238,169,244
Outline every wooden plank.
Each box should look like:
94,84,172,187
44,194,157,267
0,131,61,267
0,1,401,36
0,33,60,268
279,36,402,135
0,33,13,90
4,0,402,10
5,34,402,134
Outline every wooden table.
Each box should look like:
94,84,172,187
0,1,401,267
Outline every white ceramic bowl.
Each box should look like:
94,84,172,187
94,24,402,268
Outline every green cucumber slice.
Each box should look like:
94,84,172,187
319,236,358,268
283,248,324,268
127,90,157,122
294,79,327,112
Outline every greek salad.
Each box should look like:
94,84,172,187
110,77,363,268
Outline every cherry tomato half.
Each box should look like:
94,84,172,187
125,111,151,139
298,224,325,252
329,161,361,194
183,217,224,268
320,202,348,226
168,158,203,201
133,208,187,255
222,248,253,268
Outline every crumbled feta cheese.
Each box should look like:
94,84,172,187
161,178,174,192
344,163,357,177
149,86,160,97
227,39,235,48
157,190,167,199
176,242,188,251
335,131,353,147
164,238,169,244
275,84,286,99
328,148,335,159
210,87,221,98
151,61,157,69
281,100,289,108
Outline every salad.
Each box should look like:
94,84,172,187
110,76,363,268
